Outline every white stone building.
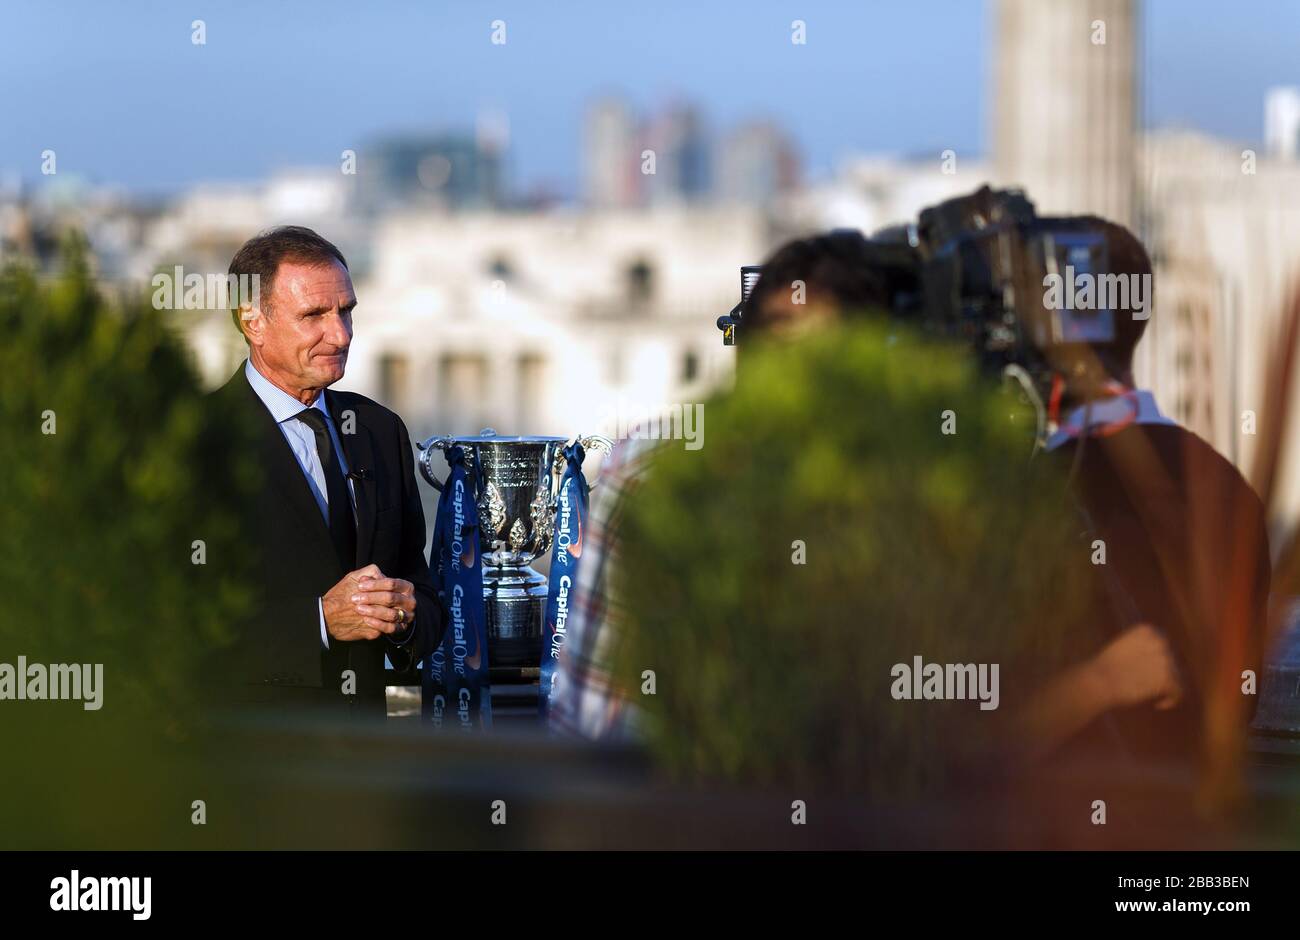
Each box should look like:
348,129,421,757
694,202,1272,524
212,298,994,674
349,206,765,445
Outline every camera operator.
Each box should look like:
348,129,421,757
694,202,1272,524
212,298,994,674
1037,219,1271,765
555,223,1165,751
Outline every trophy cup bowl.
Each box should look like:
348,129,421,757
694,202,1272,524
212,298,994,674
417,429,611,667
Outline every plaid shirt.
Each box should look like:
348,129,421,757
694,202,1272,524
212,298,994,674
548,437,658,741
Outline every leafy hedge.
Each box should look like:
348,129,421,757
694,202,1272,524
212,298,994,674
0,237,256,847
613,322,1098,798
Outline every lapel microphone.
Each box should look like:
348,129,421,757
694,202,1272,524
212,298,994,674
347,468,372,482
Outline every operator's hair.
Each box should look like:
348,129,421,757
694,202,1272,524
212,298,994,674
741,229,899,335
227,226,348,342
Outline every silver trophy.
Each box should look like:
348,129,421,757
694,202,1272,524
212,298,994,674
416,429,612,668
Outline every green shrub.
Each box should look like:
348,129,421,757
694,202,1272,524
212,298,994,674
0,236,257,847
613,322,1097,798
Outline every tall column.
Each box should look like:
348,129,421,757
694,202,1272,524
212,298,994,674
992,0,1138,227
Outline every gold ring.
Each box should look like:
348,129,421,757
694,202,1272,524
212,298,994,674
395,608,405,624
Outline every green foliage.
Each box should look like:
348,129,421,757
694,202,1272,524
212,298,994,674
0,236,257,847
613,322,1097,798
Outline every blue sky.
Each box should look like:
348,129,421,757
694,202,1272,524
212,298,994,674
0,0,1296,196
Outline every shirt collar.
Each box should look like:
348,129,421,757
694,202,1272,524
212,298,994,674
243,359,329,425
1044,388,1175,451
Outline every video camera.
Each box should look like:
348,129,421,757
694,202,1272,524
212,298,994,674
718,186,1118,406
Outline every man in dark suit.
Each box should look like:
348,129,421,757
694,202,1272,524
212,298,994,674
208,226,443,719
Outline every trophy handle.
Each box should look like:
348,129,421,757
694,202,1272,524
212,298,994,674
415,435,459,491
576,434,615,491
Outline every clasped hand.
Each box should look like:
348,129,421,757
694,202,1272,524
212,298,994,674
322,564,417,642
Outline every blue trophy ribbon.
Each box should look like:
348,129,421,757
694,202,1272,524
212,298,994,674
540,441,591,717
424,445,492,731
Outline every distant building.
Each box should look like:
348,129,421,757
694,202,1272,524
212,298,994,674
1139,129,1300,489
583,97,641,208
643,104,710,206
348,205,766,446
1266,87,1300,161
716,121,800,206
359,133,503,212
584,99,798,208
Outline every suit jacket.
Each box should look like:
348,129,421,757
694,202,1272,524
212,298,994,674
206,366,444,719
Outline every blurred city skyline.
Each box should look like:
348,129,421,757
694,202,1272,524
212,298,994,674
1,0,1298,200
5,0,1300,526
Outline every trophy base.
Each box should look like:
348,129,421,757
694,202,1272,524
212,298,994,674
483,565,549,668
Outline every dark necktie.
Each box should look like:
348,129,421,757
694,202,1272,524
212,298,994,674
294,407,357,574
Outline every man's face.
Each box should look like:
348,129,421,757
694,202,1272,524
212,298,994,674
753,292,842,341
247,259,355,398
